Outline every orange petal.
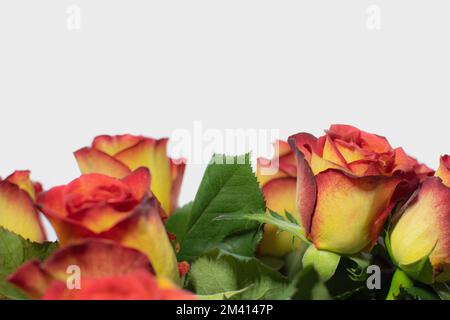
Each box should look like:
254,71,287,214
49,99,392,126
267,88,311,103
8,239,153,299
322,136,349,169
274,140,292,158
310,152,347,176
121,167,152,201
0,181,46,242
114,139,173,213
256,157,290,187
334,139,367,163
288,132,320,161
393,147,418,173
436,155,450,187
92,134,143,156
311,170,403,254
42,270,196,300
37,171,151,239
328,124,392,153
348,160,382,176
169,159,185,213
5,170,39,201
258,178,303,257
103,197,180,283
288,135,317,234
390,177,450,282
74,147,131,179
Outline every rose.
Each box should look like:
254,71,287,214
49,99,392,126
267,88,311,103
257,125,432,256
36,168,179,282
389,155,450,283
258,125,432,256
256,141,303,256
0,171,46,242
74,134,185,215
8,240,195,300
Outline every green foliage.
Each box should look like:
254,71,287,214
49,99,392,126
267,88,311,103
188,249,294,300
167,154,265,262
0,226,58,299
302,244,341,282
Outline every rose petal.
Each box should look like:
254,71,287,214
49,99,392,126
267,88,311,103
114,138,173,213
322,136,350,169
0,181,46,242
42,270,195,300
8,239,153,299
436,155,450,187
288,135,317,234
258,177,303,257
74,147,131,179
102,196,180,283
5,170,38,201
311,169,403,254
92,134,143,156
391,177,450,281
169,159,185,214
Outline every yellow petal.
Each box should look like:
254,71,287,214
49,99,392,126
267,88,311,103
391,177,450,281
311,170,402,254
0,181,45,242
114,139,173,213
258,178,303,257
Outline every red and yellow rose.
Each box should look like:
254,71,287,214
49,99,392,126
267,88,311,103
257,125,433,256
36,168,180,282
8,240,195,300
389,155,450,283
0,170,46,242
74,135,185,215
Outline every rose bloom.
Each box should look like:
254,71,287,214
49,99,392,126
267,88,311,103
0,170,46,242
257,125,433,256
36,168,179,282
8,240,196,300
74,135,185,215
390,155,450,283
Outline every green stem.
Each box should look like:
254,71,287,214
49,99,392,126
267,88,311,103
386,268,413,300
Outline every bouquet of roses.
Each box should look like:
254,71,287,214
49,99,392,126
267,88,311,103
0,125,448,300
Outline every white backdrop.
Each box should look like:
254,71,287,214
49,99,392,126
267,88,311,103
1,1,449,239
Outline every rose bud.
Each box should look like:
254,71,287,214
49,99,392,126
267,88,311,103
286,125,431,255
389,155,450,283
8,240,195,300
0,170,46,242
74,135,185,215
256,140,303,257
36,168,179,282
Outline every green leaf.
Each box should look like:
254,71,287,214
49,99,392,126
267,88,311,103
166,202,193,241
269,210,284,221
395,286,439,300
432,283,450,300
283,248,307,281
171,154,266,262
216,213,308,243
188,249,293,300
258,255,285,271
198,287,251,300
302,244,341,282
284,210,299,225
386,268,414,300
291,266,331,300
346,255,370,282
0,226,58,299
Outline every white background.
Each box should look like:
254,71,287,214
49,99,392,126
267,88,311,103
1,1,449,238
